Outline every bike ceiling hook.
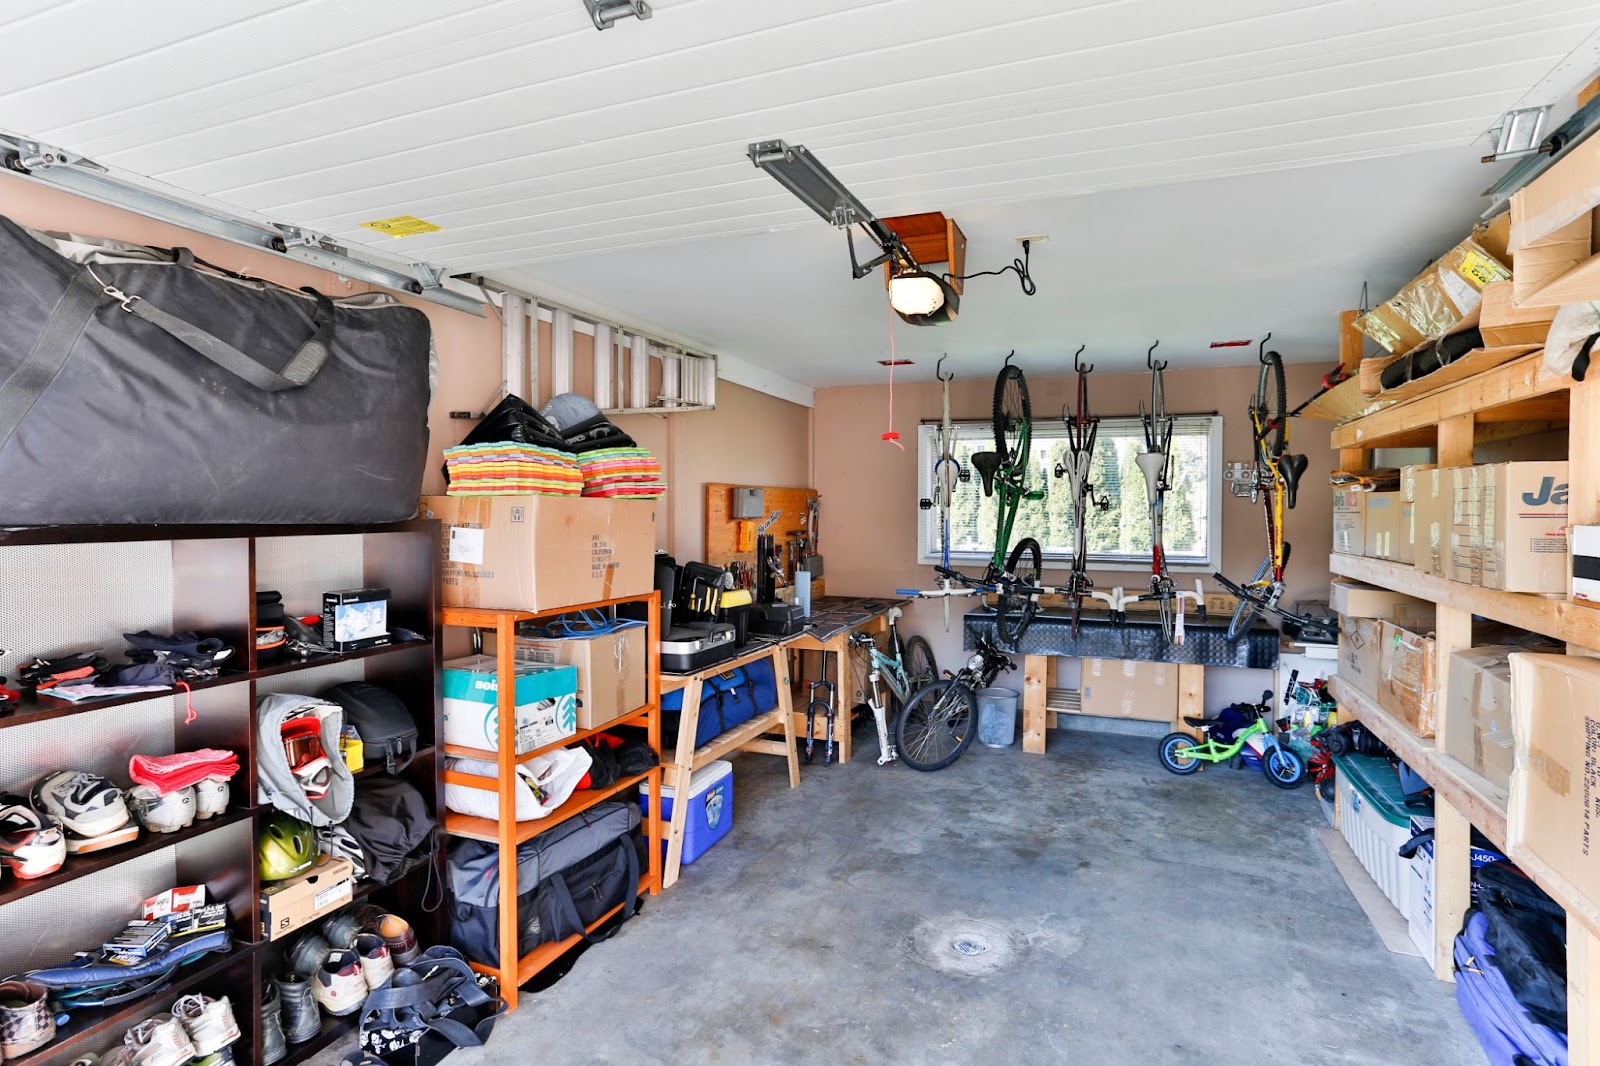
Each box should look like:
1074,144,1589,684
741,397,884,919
1003,349,1016,368
1074,344,1091,374
936,353,954,382
1146,340,1166,372
1258,331,1274,364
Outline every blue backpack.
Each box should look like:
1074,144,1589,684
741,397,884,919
662,659,778,748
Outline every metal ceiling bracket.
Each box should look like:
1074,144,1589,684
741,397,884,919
585,0,651,30
1482,105,1551,163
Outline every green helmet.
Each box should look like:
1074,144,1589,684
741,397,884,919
260,813,315,881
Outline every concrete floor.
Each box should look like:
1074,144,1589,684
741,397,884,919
316,729,1486,1065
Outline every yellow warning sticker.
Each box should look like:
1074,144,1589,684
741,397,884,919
359,215,443,238
1457,249,1510,288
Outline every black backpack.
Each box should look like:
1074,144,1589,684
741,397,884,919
330,776,439,887
327,682,419,774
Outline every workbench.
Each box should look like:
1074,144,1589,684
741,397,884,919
784,596,909,765
963,608,1280,754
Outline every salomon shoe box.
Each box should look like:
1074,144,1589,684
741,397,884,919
443,655,578,754
640,760,732,865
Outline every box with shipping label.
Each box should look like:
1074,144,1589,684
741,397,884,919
1363,492,1403,560
1443,647,1521,792
1329,580,1432,622
1413,468,1453,577
1447,466,1485,585
1337,615,1388,700
641,759,733,866
1379,620,1438,737
1332,487,1367,556
1507,654,1600,932
1479,462,1568,593
420,495,656,612
1572,525,1600,607
443,654,578,754
515,626,647,731
1355,234,1511,353
1079,658,1177,721
261,857,355,941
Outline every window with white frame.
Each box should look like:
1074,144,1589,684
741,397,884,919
916,415,1223,568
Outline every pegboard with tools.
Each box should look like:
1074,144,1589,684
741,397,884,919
704,483,822,592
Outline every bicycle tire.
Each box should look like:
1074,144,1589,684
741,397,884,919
1264,746,1307,789
995,537,1042,647
1259,351,1287,459
903,635,938,692
1220,557,1272,641
894,680,978,772
1158,732,1204,775
992,363,1032,468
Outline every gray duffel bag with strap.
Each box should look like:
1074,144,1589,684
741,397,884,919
0,214,434,524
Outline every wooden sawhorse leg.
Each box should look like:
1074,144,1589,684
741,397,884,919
662,676,703,891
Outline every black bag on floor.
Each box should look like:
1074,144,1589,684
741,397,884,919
348,946,505,1066
533,829,641,945
0,215,432,524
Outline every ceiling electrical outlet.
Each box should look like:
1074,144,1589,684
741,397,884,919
1014,234,1049,244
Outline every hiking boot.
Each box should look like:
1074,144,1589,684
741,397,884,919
310,948,368,1017
124,1014,196,1066
322,910,363,950
172,993,241,1056
260,982,287,1065
275,974,321,1044
0,979,55,1059
353,932,395,989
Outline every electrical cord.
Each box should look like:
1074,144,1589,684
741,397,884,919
948,238,1037,296
518,609,646,639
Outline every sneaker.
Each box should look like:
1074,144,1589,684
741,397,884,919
274,974,320,1044
321,910,363,950
124,1014,196,1066
310,949,368,1017
260,982,287,1065
353,932,395,989
192,1052,237,1066
193,776,230,820
377,912,419,966
0,979,55,1058
172,993,240,1056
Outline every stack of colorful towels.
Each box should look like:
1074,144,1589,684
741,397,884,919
578,447,667,499
443,442,582,496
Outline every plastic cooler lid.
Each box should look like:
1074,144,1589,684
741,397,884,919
641,759,732,801
1332,752,1418,827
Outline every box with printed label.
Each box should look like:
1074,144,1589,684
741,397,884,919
1378,620,1437,737
420,495,656,612
1355,235,1510,353
1413,468,1453,577
443,654,578,754
1443,647,1520,791
1479,462,1568,593
1079,658,1177,721
1331,487,1367,556
1572,524,1600,607
1447,467,1484,585
1329,580,1432,622
1363,492,1403,560
261,857,354,941
515,626,646,731
1337,615,1388,699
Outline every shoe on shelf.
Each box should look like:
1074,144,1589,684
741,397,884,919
286,931,332,979
124,1014,196,1066
172,993,241,1056
311,948,369,1017
260,981,287,1066
0,979,56,1059
275,974,321,1044
322,909,363,950
353,932,395,989
377,912,419,966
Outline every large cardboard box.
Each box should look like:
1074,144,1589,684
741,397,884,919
1398,465,1438,565
1337,615,1388,699
1355,235,1511,353
1379,620,1438,737
1079,658,1177,721
1446,467,1485,585
515,626,647,730
1329,579,1432,622
261,857,355,941
1443,647,1518,791
1507,654,1600,932
1363,492,1403,560
1479,462,1569,593
1478,281,1556,347
421,496,656,612
1332,487,1367,556
443,654,578,754
1414,467,1453,577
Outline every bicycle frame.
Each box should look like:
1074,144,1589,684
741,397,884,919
1134,342,1201,642
1179,715,1270,763
1053,347,1112,635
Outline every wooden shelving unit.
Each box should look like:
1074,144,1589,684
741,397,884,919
439,596,662,1012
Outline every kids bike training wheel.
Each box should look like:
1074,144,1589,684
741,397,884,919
1257,349,1287,459
1263,746,1307,789
1157,732,1204,775
903,635,938,691
992,362,1032,467
894,680,977,772
995,537,1042,648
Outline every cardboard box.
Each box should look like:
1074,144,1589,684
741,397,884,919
1379,620,1437,737
420,495,656,612
1355,235,1511,353
1507,654,1600,932
261,857,354,941
1479,462,1569,593
443,654,578,753
1572,524,1600,607
1363,492,1403,560
1511,216,1593,307
1337,614,1388,700
1397,464,1437,564
1447,466,1484,585
1443,647,1519,791
1478,281,1556,346
1079,658,1177,721
1332,487,1367,556
1329,579,1432,622
1414,467,1453,577
515,626,647,730
1509,125,1599,255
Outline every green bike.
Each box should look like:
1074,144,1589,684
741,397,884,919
1156,690,1307,789
966,354,1043,647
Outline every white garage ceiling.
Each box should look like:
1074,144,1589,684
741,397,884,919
3,0,1597,391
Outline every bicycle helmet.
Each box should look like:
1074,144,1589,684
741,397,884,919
30,770,138,854
0,794,65,879
127,784,197,834
259,813,316,882
193,777,231,820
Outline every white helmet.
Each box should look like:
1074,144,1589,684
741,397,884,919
193,777,230,821
0,795,66,879
127,784,197,834
31,771,138,853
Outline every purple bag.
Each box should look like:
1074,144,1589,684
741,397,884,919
1454,911,1567,1066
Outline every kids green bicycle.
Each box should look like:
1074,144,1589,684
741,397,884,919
1156,689,1307,789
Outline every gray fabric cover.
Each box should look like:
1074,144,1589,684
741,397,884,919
256,693,354,826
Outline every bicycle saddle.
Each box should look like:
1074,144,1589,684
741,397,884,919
1277,453,1309,509
1182,716,1209,729
970,451,1003,498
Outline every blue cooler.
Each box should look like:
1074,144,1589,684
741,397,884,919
641,760,733,865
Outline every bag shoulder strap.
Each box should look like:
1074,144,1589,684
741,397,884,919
547,838,640,945
0,269,100,450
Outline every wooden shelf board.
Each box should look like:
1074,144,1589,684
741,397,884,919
443,769,653,845
1329,353,1571,450
442,593,657,633
688,707,788,771
1329,554,1600,653
277,1011,358,1066
1374,344,1543,405
442,706,652,767
513,868,661,983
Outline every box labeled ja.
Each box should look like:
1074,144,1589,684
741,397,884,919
443,654,578,754
641,760,733,865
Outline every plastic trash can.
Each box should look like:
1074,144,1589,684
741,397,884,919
976,688,1019,748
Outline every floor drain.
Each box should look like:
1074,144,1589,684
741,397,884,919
952,937,989,956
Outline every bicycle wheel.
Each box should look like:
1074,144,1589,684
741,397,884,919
1258,350,1287,458
1221,557,1272,641
1263,745,1307,789
1158,732,1204,775
995,537,1042,647
895,680,978,772
903,635,938,691
992,363,1032,467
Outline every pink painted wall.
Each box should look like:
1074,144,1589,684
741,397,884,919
812,361,1337,668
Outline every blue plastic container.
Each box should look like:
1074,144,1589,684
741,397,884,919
640,759,733,865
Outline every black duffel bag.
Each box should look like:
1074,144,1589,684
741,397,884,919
0,215,433,524
533,828,642,945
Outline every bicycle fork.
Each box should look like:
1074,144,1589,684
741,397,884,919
868,666,897,765
806,677,836,766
